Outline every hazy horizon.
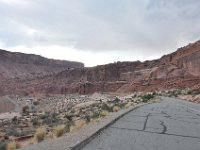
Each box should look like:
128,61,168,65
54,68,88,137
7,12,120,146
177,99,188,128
1,40,195,67
1,0,200,67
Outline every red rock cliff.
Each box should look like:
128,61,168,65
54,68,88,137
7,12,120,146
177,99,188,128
0,50,84,81
1,40,200,97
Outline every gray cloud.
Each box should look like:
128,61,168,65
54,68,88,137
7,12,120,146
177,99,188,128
0,0,200,57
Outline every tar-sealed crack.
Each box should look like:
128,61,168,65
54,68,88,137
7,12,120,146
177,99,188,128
159,121,167,134
161,111,171,118
143,113,151,131
110,126,200,139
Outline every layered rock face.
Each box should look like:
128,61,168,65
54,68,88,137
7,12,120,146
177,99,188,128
0,50,84,96
1,40,200,97
0,50,84,81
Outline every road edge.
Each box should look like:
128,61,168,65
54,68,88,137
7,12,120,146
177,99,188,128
71,103,145,150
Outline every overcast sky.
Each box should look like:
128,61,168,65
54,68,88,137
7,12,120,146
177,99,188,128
0,0,200,67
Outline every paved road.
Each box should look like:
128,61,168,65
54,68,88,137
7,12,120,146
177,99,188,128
81,97,200,150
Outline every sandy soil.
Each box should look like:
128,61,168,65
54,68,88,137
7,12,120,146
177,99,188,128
0,112,20,120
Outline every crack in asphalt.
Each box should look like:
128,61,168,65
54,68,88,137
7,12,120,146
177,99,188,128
167,116,200,125
142,113,151,131
159,121,167,134
150,107,154,111
131,139,137,150
160,111,200,125
161,111,171,119
110,126,200,139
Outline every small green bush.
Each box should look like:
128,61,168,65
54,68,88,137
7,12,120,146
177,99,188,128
113,97,120,103
101,103,113,112
40,114,49,120
99,110,108,117
91,112,100,119
142,94,154,103
0,140,7,150
84,116,91,124
33,101,39,105
31,118,39,126
12,116,18,124
22,106,29,115
65,122,71,132
170,91,178,97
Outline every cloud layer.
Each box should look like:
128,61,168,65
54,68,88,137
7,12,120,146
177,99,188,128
0,0,200,66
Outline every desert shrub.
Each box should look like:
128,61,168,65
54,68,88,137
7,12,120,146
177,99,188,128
170,91,178,97
40,114,49,120
42,114,59,126
115,103,126,109
65,122,71,133
34,128,46,142
113,106,120,112
0,140,7,150
31,118,40,126
132,94,137,98
84,116,91,124
12,116,18,124
192,90,200,95
46,132,54,139
6,128,19,137
152,92,156,95
65,115,73,122
91,112,100,119
113,97,120,103
42,117,52,125
22,106,29,115
125,102,133,108
7,142,16,150
70,120,86,132
7,141,20,150
54,124,65,137
28,138,35,145
142,94,154,103
101,103,113,112
100,110,108,117
33,101,39,105
187,91,192,95
15,142,20,149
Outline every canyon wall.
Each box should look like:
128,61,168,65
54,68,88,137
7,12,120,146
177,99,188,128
0,50,84,81
1,41,200,97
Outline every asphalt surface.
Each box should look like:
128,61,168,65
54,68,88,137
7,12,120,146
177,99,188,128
81,97,200,150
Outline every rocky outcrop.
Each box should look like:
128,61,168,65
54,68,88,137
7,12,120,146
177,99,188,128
0,50,84,81
1,40,200,97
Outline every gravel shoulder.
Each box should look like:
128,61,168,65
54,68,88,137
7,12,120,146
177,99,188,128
20,103,147,150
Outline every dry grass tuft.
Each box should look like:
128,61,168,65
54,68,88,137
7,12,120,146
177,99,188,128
125,102,134,108
113,106,120,112
34,127,46,142
28,138,35,146
100,110,108,117
70,119,86,132
46,131,54,139
54,124,66,137
7,141,20,150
